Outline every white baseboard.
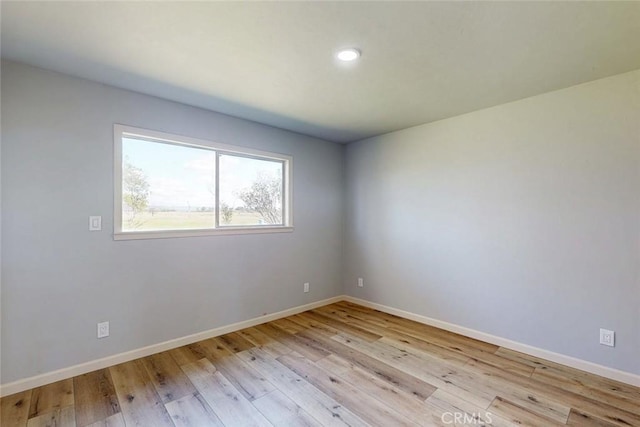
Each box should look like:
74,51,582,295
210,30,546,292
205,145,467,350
0,295,343,397
343,296,640,387
3,294,638,397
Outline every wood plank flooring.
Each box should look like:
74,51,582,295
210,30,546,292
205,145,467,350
2,301,639,426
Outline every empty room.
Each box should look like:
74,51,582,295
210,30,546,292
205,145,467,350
1,1,639,426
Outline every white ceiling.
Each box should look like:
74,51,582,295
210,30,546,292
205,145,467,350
2,1,640,143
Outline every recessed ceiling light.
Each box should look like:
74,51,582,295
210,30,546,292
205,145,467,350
336,48,361,62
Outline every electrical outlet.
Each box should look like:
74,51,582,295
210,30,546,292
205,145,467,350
304,282,310,293
97,321,110,338
599,328,614,347
358,277,364,287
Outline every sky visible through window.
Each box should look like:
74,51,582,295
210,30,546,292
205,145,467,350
218,154,283,209
122,137,283,231
123,138,281,209
123,138,215,210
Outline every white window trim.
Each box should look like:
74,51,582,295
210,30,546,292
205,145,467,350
113,124,293,240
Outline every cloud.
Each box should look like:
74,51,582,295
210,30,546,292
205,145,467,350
148,177,214,208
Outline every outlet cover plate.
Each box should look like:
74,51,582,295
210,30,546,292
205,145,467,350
599,328,614,347
97,321,110,338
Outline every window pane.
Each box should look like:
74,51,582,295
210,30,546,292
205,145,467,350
122,137,215,231
219,154,284,226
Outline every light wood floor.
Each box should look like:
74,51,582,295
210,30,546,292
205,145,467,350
2,301,639,426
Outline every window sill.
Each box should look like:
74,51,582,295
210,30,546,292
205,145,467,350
113,226,294,241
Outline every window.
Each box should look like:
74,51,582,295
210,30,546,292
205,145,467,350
114,125,292,240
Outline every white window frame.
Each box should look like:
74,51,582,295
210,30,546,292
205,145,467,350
114,124,293,240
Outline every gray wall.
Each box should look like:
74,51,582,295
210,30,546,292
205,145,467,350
2,59,638,384
1,61,344,383
345,70,640,375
